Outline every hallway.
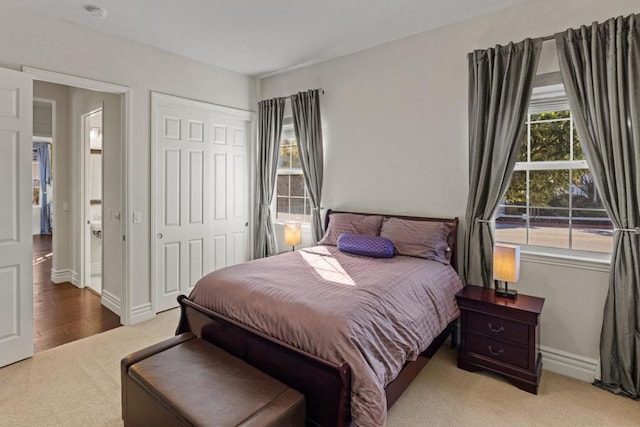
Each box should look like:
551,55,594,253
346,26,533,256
33,235,120,353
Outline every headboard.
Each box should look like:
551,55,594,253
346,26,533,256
323,209,459,272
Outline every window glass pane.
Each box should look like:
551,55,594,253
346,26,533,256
571,170,603,210
529,111,571,161
573,127,585,160
530,170,569,211
571,169,612,252
290,142,301,169
497,170,527,245
282,126,295,143
529,213,569,249
529,170,570,249
572,210,613,253
276,197,289,221
517,130,528,162
503,171,526,207
496,205,527,245
279,144,292,169
290,174,305,197
277,175,289,197
290,197,306,222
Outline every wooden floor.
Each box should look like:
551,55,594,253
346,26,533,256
33,234,121,353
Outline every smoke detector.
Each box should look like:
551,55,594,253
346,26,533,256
85,5,107,19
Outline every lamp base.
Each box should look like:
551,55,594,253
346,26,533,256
495,288,518,299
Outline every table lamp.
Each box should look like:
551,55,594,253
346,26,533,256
493,243,520,299
284,222,301,251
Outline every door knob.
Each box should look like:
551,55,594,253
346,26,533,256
157,233,163,239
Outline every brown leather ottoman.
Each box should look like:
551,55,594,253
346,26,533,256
121,333,305,427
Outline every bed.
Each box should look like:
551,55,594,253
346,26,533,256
177,210,462,426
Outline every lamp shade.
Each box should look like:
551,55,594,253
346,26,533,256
284,222,302,247
493,243,520,283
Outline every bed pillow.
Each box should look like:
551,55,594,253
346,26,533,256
318,213,383,246
380,217,451,264
337,233,395,258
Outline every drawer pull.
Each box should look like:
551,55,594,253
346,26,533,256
487,323,504,333
488,345,504,356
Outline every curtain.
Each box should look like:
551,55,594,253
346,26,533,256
34,142,52,235
254,97,286,259
462,39,542,287
291,89,324,243
556,14,640,399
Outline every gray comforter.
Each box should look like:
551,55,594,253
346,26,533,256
189,245,462,426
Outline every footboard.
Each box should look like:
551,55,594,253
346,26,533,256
177,295,352,427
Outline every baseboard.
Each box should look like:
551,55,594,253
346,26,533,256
101,290,121,316
130,303,155,324
70,270,80,287
540,345,599,382
51,268,79,285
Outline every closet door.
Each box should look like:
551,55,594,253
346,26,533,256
0,67,33,367
154,101,211,312
210,113,251,271
152,94,252,313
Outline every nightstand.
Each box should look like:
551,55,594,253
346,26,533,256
456,285,545,394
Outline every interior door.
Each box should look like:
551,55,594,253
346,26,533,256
210,113,250,269
154,103,211,312
153,94,251,313
0,67,33,367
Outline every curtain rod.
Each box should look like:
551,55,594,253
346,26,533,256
258,88,324,103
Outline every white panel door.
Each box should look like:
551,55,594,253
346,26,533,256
210,114,250,268
0,68,33,367
154,104,211,312
153,94,252,313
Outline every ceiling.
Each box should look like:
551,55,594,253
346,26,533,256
16,0,524,77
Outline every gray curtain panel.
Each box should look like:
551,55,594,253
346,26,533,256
556,14,640,399
291,89,324,243
462,38,542,287
34,142,52,235
254,97,286,259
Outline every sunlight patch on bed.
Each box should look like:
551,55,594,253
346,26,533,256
300,246,356,286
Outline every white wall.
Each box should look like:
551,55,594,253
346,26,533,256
0,4,256,323
260,0,637,380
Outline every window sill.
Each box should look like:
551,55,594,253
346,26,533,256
274,221,311,229
520,248,610,272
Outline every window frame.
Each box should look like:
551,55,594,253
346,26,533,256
495,83,612,262
273,119,311,225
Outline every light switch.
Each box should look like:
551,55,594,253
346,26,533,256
63,202,69,212
133,211,142,223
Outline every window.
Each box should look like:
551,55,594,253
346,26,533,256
275,122,311,223
495,84,613,254
32,153,40,206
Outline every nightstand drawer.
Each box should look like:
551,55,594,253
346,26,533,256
466,310,529,345
466,333,529,369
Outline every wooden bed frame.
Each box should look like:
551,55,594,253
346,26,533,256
176,210,459,427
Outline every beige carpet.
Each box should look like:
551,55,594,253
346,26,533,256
0,310,637,426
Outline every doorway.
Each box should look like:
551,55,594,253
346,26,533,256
83,108,103,295
31,81,122,353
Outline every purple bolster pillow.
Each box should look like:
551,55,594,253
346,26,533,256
337,233,395,258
